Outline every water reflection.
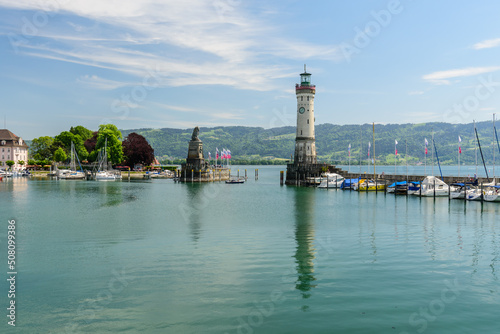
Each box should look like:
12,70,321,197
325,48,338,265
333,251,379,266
182,183,208,242
293,188,317,303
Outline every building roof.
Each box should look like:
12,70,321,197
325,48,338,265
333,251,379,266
0,129,19,140
0,129,29,148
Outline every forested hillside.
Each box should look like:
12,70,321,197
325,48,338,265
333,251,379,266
122,121,499,165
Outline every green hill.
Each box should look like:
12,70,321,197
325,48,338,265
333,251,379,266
121,121,499,165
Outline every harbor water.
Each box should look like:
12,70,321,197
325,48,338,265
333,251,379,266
0,165,499,333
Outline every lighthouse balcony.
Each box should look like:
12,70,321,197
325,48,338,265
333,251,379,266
295,84,316,92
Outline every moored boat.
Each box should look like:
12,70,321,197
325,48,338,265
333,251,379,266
317,173,345,188
484,185,500,202
340,178,360,190
354,179,386,191
413,176,449,197
225,178,245,184
450,183,470,200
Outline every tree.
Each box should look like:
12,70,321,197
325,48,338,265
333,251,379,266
70,125,93,141
18,160,25,167
28,159,36,165
31,136,54,160
96,124,124,164
84,132,98,153
5,160,15,170
53,147,67,163
54,131,88,161
122,133,155,167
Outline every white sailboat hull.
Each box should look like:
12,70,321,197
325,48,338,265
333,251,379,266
317,173,344,188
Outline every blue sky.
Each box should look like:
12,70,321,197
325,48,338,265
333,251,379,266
1,0,500,139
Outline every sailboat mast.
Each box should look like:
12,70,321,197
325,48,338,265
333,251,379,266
359,126,362,174
431,129,434,176
434,141,443,180
494,114,496,179
474,120,478,176
475,126,490,182
373,122,376,179
406,140,408,178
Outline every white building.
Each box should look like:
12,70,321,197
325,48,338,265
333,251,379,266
0,129,29,170
294,65,317,164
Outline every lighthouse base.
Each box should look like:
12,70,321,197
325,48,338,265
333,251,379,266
285,163,336,186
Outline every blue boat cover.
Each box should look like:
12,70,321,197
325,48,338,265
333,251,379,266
341,178,360,189
388,181,407,188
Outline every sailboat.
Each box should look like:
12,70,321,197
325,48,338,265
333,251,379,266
466,121,494,201
414,138,449,197
58,142,86,180
484,114,500,202
95,138,122,181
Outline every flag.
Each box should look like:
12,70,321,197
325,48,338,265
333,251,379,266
227,149,231,159
216,147,219,160
395,140,398,156
348,143,351,157
424,138,428,155
209,152,212,161
368,142,371,157
458,136,462,154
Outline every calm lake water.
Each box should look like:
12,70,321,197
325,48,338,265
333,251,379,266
1,165,499,333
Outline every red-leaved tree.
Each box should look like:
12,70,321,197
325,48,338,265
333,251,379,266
122,133,155,167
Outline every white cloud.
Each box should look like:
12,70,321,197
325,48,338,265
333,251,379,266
422,66,500,85
408,91,424,95
473,38,500,50
0,0,344,91
77,75,130,90
210,112,244,120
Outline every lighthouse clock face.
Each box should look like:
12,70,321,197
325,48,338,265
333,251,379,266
299,107,305,114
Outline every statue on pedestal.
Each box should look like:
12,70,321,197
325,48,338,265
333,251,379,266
191,126,200,141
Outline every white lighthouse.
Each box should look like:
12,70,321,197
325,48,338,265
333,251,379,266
294,65,317,164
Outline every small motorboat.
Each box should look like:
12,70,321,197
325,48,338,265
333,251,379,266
317,173,345,189
225,178,245,184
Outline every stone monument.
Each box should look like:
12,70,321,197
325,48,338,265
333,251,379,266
186,126,205,171
180,126,230,182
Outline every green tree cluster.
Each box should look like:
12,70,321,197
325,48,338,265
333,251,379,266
29,124,124,165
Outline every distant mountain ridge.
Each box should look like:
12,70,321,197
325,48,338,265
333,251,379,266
121,121,500,165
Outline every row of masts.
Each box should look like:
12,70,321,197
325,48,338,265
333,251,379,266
349,115,499,180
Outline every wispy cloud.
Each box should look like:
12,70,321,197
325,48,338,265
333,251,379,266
0,0,344,92
408,90,424,95
422,66,500,85
150,102,198,113
210,112,244,120
472,38,500,50
77,75,130,90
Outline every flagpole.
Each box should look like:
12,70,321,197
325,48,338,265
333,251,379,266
394,140,397,175
348,144,351,173
424,139,427,176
